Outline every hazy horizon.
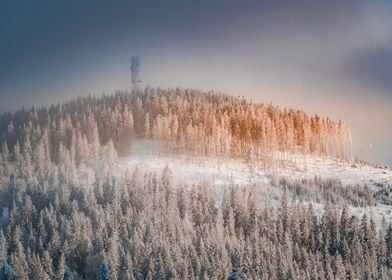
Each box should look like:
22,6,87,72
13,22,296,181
1,0,391,165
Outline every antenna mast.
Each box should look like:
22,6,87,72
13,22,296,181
130,56,141,91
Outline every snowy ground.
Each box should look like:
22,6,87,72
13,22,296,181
282,153,392,188
118,140,392,225
119,141,392,188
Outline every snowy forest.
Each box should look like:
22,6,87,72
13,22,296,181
0,88,352,169
0,88,391,279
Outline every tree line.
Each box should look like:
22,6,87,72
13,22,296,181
0,88,351,177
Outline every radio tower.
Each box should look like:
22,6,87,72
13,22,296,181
130,56,141,91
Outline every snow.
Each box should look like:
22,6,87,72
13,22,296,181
349,203,392,225
119,141,392,189
280,152,392,188
117,140,392,225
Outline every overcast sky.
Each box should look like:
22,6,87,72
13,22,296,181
0,0,391,165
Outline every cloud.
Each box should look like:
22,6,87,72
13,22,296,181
344,46,392,94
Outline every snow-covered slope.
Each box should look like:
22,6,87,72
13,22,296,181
118,140,392,226
119,141,392,188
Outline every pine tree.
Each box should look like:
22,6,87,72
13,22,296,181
0,230,7,263
0,261,18,280
106,139,118,175
55,252,66,280
1,141,10,178
100,262,110,280
281,188,289,232
63,266,74,280
12,141,20,165
42,250,53,279
386,224,392,268
10,228,28,280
